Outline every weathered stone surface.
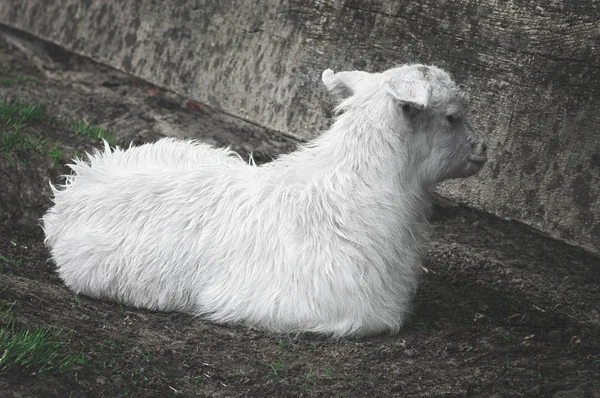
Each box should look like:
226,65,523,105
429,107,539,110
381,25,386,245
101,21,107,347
1,0,598,253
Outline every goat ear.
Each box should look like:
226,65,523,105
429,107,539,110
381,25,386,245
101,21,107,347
386,77,432,110
322,69,369,97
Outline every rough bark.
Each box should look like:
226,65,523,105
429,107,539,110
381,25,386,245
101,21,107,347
1,0,598,253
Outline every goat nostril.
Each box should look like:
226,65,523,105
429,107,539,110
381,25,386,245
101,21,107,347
481,143,488,153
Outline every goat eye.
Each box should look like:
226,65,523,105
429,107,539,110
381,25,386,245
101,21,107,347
447,115,458,124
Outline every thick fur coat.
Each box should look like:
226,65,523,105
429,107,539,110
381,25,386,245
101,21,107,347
43,64,487,337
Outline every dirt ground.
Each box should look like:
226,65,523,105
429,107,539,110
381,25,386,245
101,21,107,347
0,27,599,397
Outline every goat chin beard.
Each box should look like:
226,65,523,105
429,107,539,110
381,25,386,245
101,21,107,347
463,159,486,177
439,161,485,181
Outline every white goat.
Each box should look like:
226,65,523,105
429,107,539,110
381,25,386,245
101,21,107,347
43,64,487,337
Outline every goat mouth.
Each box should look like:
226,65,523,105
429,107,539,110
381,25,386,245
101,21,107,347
468,157,487,165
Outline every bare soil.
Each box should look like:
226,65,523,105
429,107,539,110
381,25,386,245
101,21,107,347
0,27,599,398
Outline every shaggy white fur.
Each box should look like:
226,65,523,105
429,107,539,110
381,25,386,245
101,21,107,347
43,64,487,337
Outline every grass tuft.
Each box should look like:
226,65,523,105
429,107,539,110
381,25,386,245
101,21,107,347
0,99,48,163
0,302,88,373
48,144,64,167
0,100,46,128
267,360,285,376
70,120,116,145
0,99,117,166
0,74,40,86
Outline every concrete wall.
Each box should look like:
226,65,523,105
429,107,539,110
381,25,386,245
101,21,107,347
1,0,599,254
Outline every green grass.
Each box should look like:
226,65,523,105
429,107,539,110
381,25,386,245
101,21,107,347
0,98,117,166
87,338,170,387
267,358,286,376
304,367,337,382
0,129,38,155
0,74,40,86
0,254,22,274
70,120,116,145
71,149,83,161
0,302,88,373
0,99,67,167
0,254,22,267
48,144,64,167
0,100,46,128
0,99,48,163
266,339,290,376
